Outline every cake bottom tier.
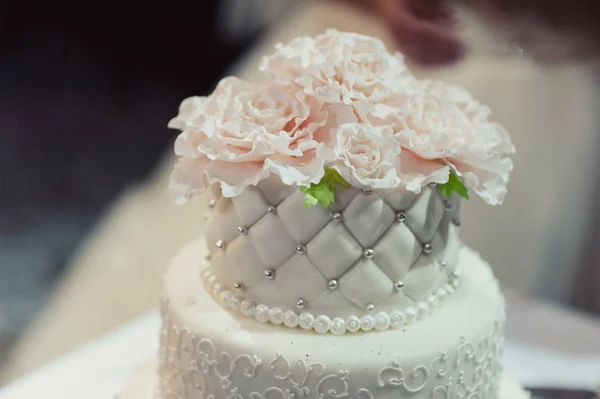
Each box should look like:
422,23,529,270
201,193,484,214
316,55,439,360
154,239,526,399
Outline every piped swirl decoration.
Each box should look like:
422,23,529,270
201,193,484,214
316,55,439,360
158,298,505,399
169,29,514,207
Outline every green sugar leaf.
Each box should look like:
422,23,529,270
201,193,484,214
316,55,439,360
323,166,351,189
312,183,335,208
300,167,351,208
437,170,470,200
303,192,319,207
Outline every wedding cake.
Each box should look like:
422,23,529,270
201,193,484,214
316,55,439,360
121,30,529,399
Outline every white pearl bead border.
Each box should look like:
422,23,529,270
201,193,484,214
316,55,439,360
199,267,460,335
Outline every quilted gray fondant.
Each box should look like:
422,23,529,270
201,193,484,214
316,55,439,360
205,177,461,317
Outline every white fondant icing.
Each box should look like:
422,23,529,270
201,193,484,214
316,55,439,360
155,239,511,398
121,360,530,399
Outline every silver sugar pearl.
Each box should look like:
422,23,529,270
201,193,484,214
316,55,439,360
296,298,306,309
364,248,375,259
366,303,375,312
328,279,338,290
394,281,404,290
208,199,216,208
264,269,276,279
237,226,248,235
267,206,277,215
361,189,373,195
423,243,433,254
216,240,225,249
396,212,406,222
453,219,461,227
332,212,343,222
233,282,244,290
296,244,306,254
440,261,447,268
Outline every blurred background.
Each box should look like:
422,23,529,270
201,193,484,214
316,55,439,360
0,0,599,388
0,0,281,374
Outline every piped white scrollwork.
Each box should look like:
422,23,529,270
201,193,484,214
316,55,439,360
158,298,503,399
269,353,325,397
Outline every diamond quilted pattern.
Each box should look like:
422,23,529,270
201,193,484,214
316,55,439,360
342,195,395,248
204,215,221,256
209,248,227,278
277,191,331,244
339,259,393,308
276,254,327,308
248,278,287,305
429,212,452,261
257,178,296,205
402,255,443,301
248,214,296,268
306,222,363,279
205,177,461,318
430,233,448,263
443,226,461,273
232,186,270,227
310,289,356,314
377,289,415,309
404,188,445,243
383,190,419,211
215,202,242,244
223,235,265,287
448,192,461,223
372,223,421,281
329,186,360,212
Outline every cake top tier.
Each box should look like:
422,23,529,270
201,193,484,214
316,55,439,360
169,29,514,208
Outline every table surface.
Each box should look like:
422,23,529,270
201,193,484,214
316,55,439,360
505,290,600,357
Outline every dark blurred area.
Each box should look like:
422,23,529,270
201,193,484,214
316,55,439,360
0,0,260,359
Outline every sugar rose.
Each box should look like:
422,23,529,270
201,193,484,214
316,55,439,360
260,29,412,114
169,77,335,202
391,80,515,205
170,30,515,206
331,123,402,189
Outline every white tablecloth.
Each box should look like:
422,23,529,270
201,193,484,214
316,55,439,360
0,311,598,399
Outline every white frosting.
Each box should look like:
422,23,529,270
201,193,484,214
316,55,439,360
205,178,462,323
121,360,530,399
119,359,530,399
155,239,512,398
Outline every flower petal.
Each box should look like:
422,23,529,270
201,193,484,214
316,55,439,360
169,156,211,205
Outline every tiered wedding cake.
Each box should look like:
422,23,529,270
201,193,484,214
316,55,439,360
121,30,529,399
